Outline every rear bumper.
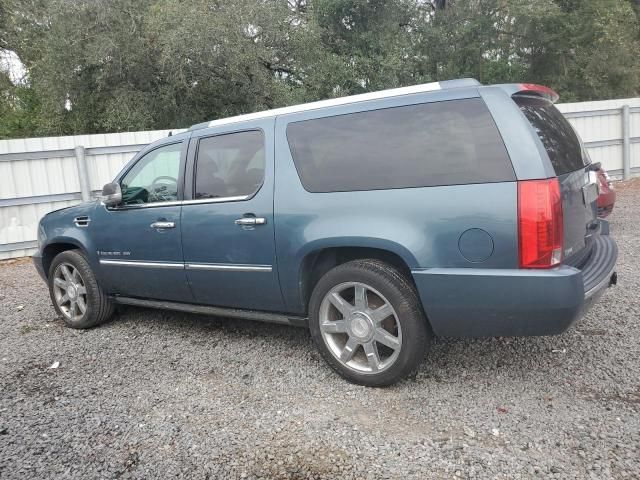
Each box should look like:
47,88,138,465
582,235,618,309
412,235,617,337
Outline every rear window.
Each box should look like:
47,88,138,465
285,98,514,193
514,95,587,175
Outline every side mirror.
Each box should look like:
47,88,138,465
102,182,122,207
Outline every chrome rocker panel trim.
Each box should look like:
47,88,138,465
99,259,184,269
99,259,272,272
185,263,272,272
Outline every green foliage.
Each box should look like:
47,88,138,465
0,0,639,138
0,71,43,138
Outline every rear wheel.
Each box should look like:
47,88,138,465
48,250,114,329
309,259,430,387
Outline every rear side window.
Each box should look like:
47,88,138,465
514,96,586,175
286,98,514,193
194,130,265,199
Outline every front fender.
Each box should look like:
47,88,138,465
42,234,95,260
40,233,100,278
38,202,101,278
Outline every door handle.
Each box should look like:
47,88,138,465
235,217,266,226
150,221,175,229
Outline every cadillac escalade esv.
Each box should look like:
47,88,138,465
34,79,618,386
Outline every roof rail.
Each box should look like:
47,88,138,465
190,78,481,131
438,78,481,89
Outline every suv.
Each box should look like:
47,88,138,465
34,79,618,386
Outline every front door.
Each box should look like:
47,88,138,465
94,140,193,302
181,122,284,311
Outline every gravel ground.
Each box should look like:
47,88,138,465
1,185,639,480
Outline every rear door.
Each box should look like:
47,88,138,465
181,120,285,311
514,95,599,265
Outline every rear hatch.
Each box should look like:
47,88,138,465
514,94,599,268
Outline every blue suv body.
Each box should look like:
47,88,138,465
34,79,618,386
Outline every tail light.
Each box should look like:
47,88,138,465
597,169,613,192
597,172,607,192
518,178,563,268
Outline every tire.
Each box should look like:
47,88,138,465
48,249,114,329
308,259,430,387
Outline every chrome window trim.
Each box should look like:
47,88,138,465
99,259,184,269
185,263,272,272
106,201,183,211
105,195,250,211
182,195,249,206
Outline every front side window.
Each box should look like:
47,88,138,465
286,98,514,193
194,130,265,199
120,143,182,205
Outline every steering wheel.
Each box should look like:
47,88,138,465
150,176,178,201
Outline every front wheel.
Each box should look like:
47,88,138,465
309,259,430,387
48,250,114,329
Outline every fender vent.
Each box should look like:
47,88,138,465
74,216,90,227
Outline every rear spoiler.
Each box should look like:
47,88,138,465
495,83,560,103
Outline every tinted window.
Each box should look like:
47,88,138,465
194,130,265,199
121,143,182,205
514,96,586,175
286,98,514,193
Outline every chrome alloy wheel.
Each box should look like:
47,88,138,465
52,262,88,322
319,282,402,374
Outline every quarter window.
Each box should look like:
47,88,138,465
514,95,587,175
194,130,265,199
286,98,514,193
120,143,182,205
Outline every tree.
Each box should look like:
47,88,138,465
306,0,426,93
511,0,640,101
411,0,640,101
145,0,310,124
0,0,639,139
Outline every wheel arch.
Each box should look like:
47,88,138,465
41,239,89,279
297,243,418,315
